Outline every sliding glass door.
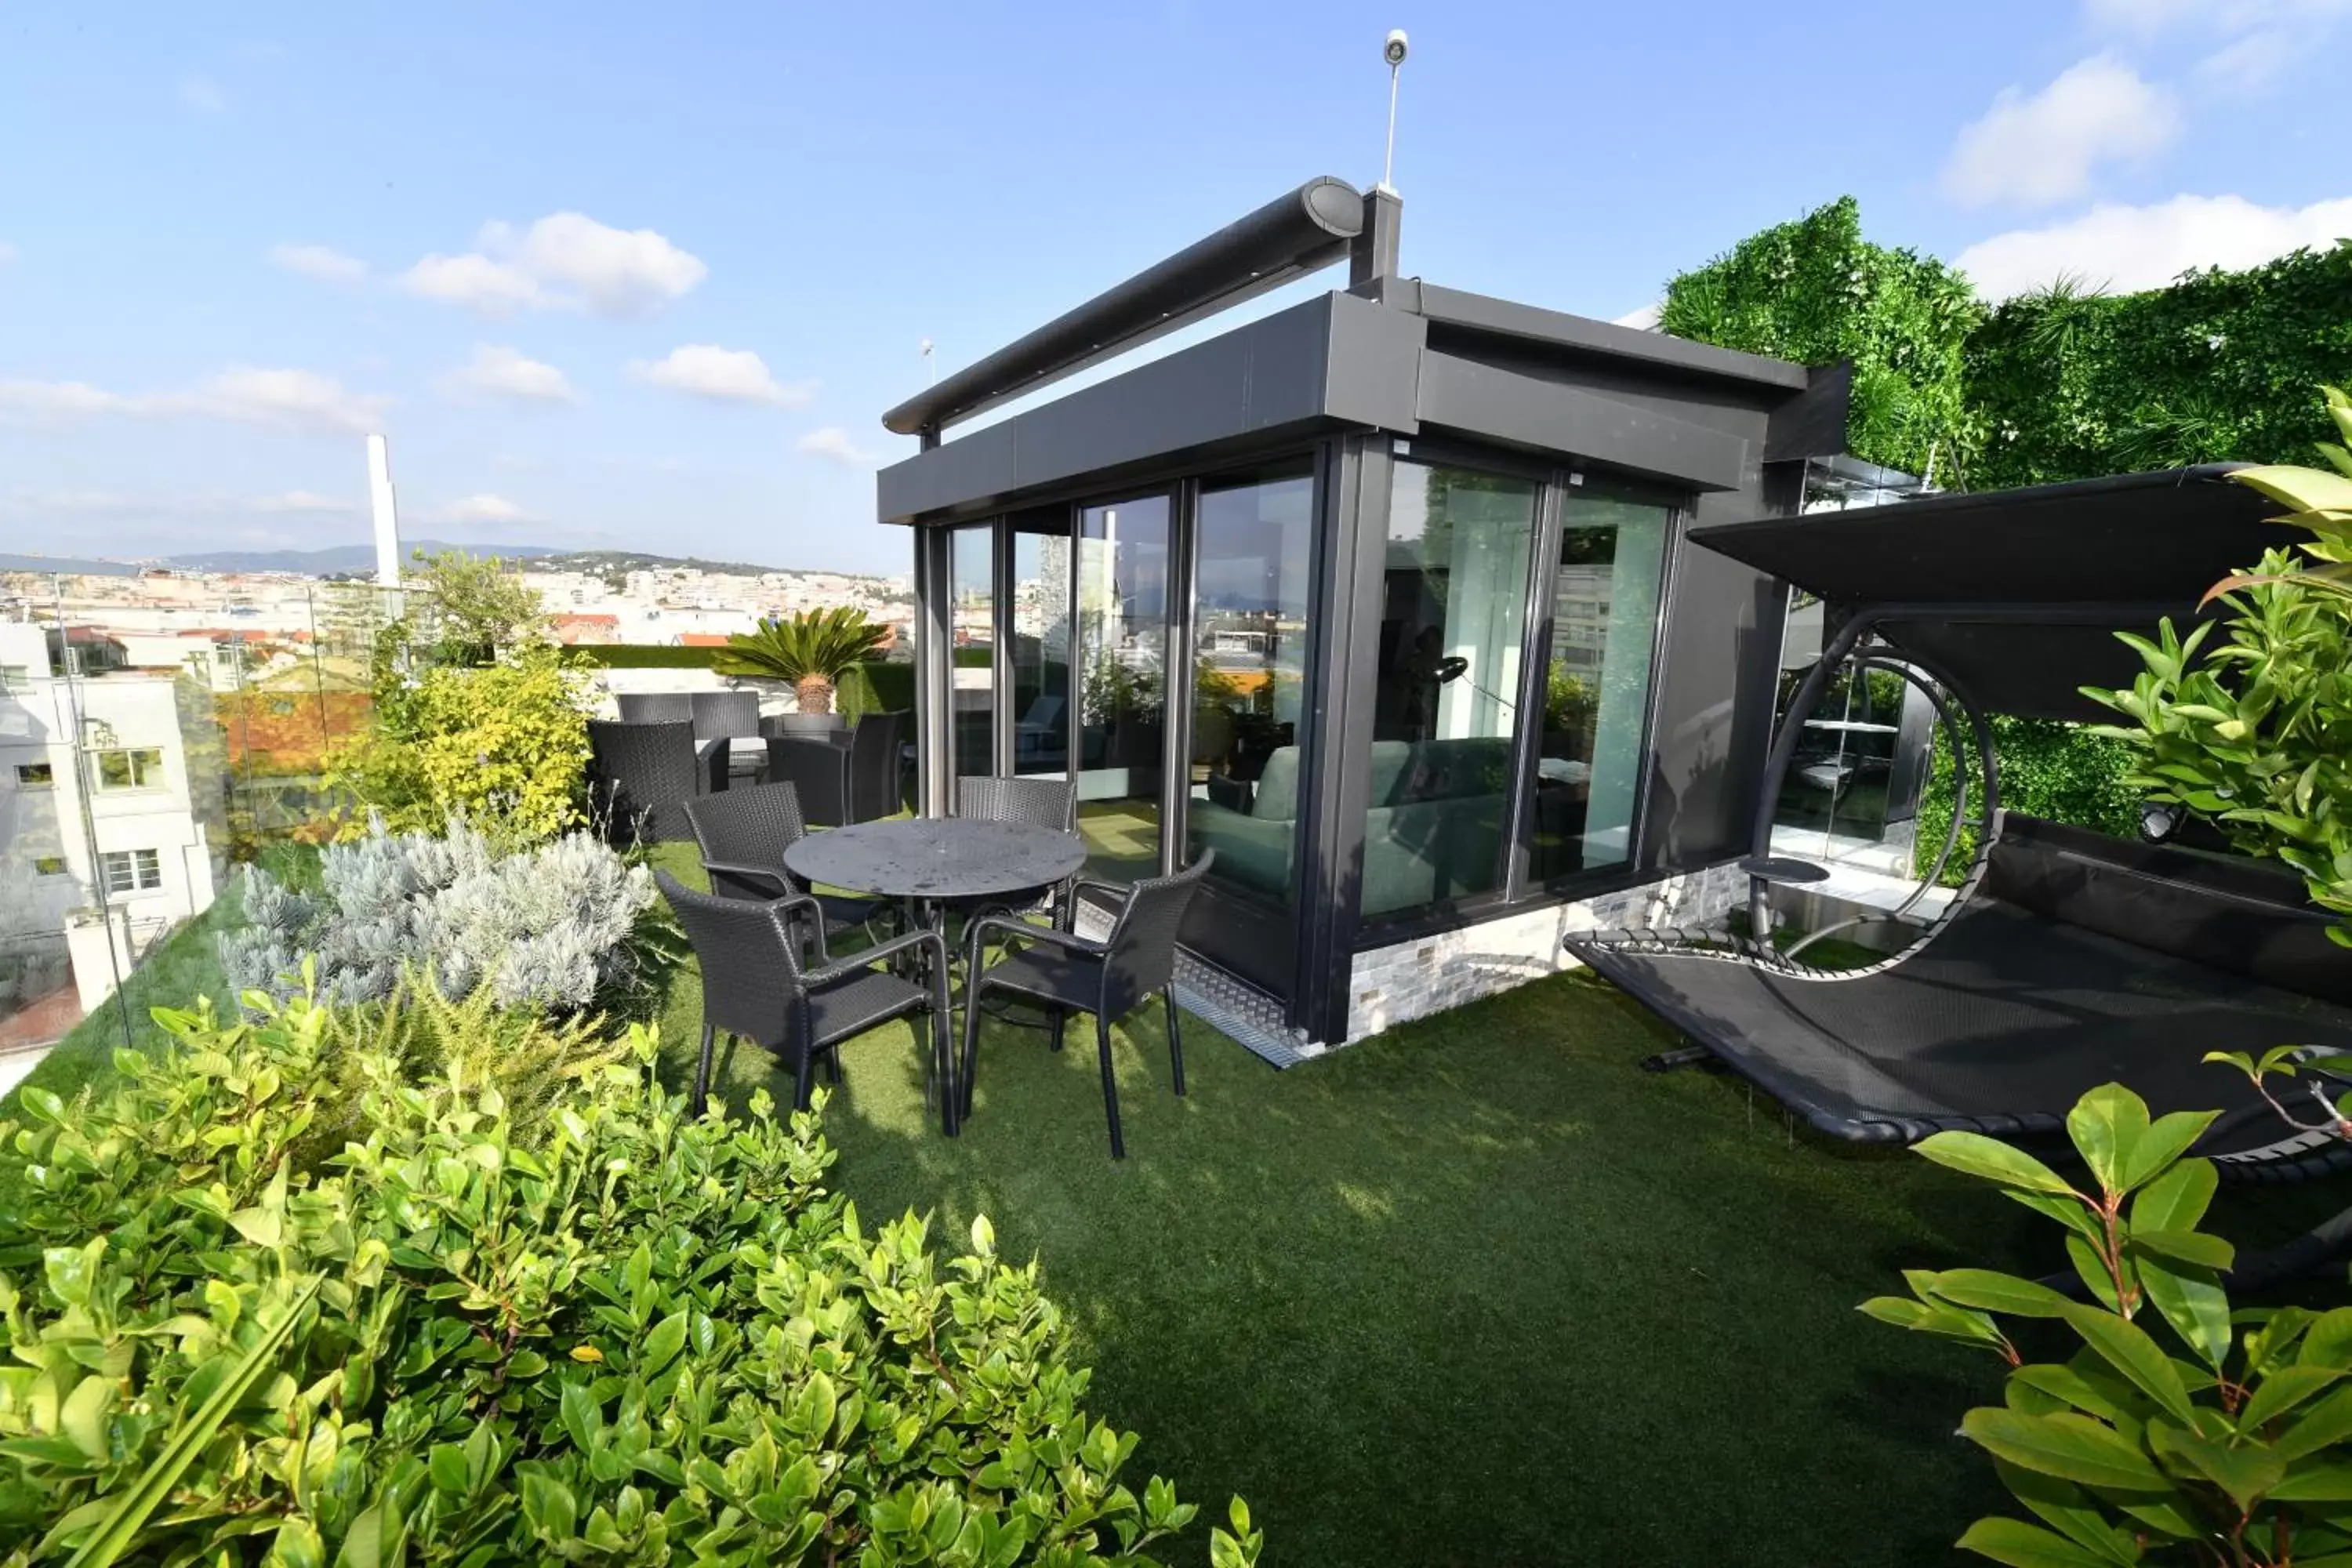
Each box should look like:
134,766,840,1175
949,525,994,785
1527,481,1675,884
1359,459,1540,920
1009,509,1072,779
1073,495,1172,882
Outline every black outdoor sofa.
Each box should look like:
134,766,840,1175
1569,467,2352,1222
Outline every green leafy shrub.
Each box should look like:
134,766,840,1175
2085,448,2352,943
328,641,593,844
1658,195,1983,477
0,995,1259,1566
1915,717,2143,884
220,815,660,1011
1866,1082,2352,1566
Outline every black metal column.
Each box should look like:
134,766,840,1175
1292,434,1392,1044
912,524,955,818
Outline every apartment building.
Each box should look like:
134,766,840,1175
0,622,222,1036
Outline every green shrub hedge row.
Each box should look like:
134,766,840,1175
0,998,1259,1566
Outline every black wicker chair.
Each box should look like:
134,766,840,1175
765,711,909,827
587,719,725,844
656,870,956,1131
691,691,766,784
960,851,1214,1159
682,781,890,943
956,775,1079,925
615,692,693,723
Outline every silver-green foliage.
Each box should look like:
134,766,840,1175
1865,1081,2352,1567
0,995,1261,1566
220,816,655,1011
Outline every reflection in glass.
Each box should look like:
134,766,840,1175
1530,485,1672,881
1361,460,1537,918
949,526,994,782
1010,513,1072,778
1183,466,1315,907
1075,496,1171,881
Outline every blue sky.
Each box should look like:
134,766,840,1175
1,0,2344,573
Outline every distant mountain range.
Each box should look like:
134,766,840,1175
162,540,560,574
5,539,895,582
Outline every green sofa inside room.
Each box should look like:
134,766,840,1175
1189,736,1522,916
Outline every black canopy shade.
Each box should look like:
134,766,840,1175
1688,465,2288,720
881,177,1367,437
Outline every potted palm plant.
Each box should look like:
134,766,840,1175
714,608,889,734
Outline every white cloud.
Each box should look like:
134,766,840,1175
180,75,226,113
2198,27,2296,89
436,493,539,528
1954,192,2352,299
630,344,811,406
443,344,579,405
2084,0,2352,31
0,381,136,419
269,243,368,283
399,212,706,318
252,490,354,514
401,251,542,314
0,367,388,434
1941,56,2180,209
795,426,882,466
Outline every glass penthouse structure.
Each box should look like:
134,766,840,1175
881,177,1846,1049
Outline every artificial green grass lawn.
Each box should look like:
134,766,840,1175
643,840,2352,1566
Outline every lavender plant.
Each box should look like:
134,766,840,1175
221,816,655,1014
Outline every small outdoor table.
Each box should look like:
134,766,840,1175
782,818,1087,964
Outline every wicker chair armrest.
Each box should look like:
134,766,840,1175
702,858,793,887
968,916,1107,959
804,928,945,990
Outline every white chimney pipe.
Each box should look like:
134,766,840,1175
366,434,401,590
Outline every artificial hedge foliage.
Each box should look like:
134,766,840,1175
1657,196,1982,478
1966,244,2352,489
574,646,727,670
1914,716,2142,884
1657,198,2352,490
0,996,1259,1566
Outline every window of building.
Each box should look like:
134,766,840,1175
13,762,53,788
1359,459,1540,920
100,848,163,895
0,664,31,693
34,856,67,876
93,746,166,790
1529,482,1677,884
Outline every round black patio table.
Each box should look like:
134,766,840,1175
782,817,1085,910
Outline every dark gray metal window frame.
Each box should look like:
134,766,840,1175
910,426,1702,1036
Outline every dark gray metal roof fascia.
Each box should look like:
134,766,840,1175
1415,352,1751,491
1410,282,1811,392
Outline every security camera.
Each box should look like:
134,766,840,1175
1384,28,1409,66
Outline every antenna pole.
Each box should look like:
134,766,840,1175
1382,62,1401,192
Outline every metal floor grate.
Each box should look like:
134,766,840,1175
1069,902,1317,1069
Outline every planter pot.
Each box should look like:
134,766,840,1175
768,712,849,737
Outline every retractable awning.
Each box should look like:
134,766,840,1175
1687,465,2287,720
